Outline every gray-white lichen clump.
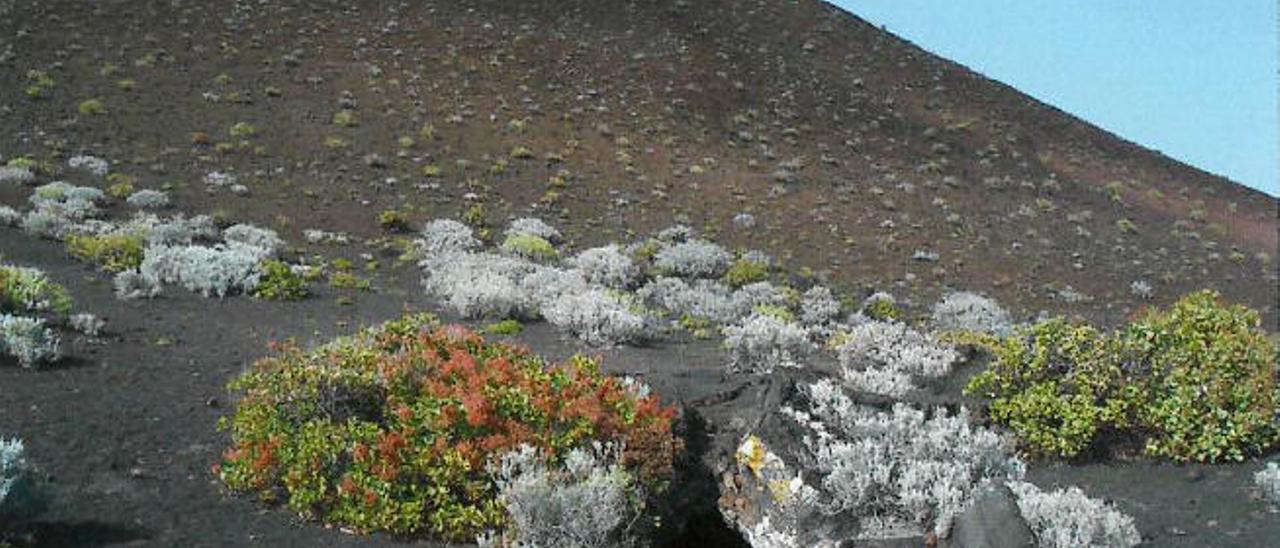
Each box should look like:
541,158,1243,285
930,291,1014,336
0,314,61,368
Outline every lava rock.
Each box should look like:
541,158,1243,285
949,481,1035,548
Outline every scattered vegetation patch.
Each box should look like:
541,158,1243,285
484,319,523,336
723,257,769,289
77,98,107,116
216,315,680,540
501,234,558,262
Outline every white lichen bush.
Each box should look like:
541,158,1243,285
69,313,104,337
517,266,589,316
20,207,76,239
486,443,641,548
0,205,20,227
1007,481,1141,548
653,239,731,278
637,277,738,324
731,281,789,318
145,214,219,246
722,312,811,374
569,245,638,289
203,171,236,188
222,223,283,259
799,286,840,328
837,321,958,397
654,224,695,243
542,289,646,346
421,252,535,319
113,269,162,300
67,155,110,177
0,314,61,368
1255,462,1280,506
930,291,1014,337
505,217,562,243
0,166,35,185
784,379,1024,538
0,437,45,521
419,219,480,257
1129,280,1153,301
126,189,170,209
140,244,262,298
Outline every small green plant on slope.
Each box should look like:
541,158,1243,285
253,260,309,301
65,233,145,273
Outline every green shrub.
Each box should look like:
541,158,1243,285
229,122,258,139
216,315,680,540
65,233,145,273
0,265,73,319
484,319,523,336
966,319,1140,459
253,260,309,301
107,181,135,199
723,258,768,288
328,271,371,291
377,210,410,232
332,110,357,127
501,234,557,262
1126,290,1278,462
864,296,902,322
78,98,107,116
967,290,1278,462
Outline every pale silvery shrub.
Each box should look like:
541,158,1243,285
517,266,589,316
421,252,534,319
654,224,695,243
1256,462,1280,506
569,245,638,289
930,291,1013,337
731,281,789,317
203,171,236,188
0,205,20,227
20,207,75,240
0,437,46,521
69,313,104,337
505,217,562,243
0,166,35,185
419,219,480,256
542,289,646,346
722,312,811,374
303,229,351,245
1129,280,1153,301
800,286,840,329
637,277,738,324
837,321,958,397
1007,481,1141,548
126,189,170,209
146,214,219,246
0,314,61,368
140,244,262,298
784,380,1024,538
653,239,731,278
67,155,110,177
486,443,640,548
222,223,283,259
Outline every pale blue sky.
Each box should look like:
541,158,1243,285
832,1,1278,196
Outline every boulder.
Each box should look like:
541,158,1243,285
948,481,1035,548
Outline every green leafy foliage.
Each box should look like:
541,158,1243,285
863,297,902,322
65,233,145,273
501,234,558,262
216,315,680,540
967,290,1278,462
0,265,73,319
723,258,768,288
484,319,523,336
253,260,309,301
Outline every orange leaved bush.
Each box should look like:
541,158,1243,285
215,314,680,539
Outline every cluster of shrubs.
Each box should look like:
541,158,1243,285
2,167,310,302
216,314,680,543
0,263,72,368
775,378,1139,545
965,290,1277,462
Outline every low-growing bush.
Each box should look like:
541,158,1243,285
0,438,46,521
222,224,283,259
484,319,523,336
1007,481,1141,548
140,244,263,298
419,219,480,257
113,269,162,300
931,292,1013,337
0,265,73,318
501,234,558,262
723,257,769,289
542,290,646,346
967,290,1277,462
722,312,810,374
504,217,562,244
65,233,145,272
862,292,901,322
484,443,643,548
216,316,680,540
569,245,637,289
377,210,411,232
1256,462,1280,506
837,320,959,397
653,240,731,279
126,189,170,209
253,260,308,301
0,314,60,368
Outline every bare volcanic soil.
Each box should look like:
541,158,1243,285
0,0,1277,547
